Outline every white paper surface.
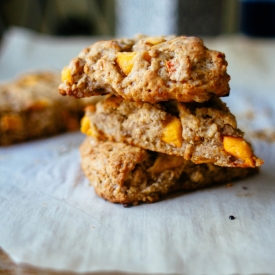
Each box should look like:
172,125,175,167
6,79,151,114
0,27,275,274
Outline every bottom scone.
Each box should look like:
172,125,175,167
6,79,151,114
80,137,258,205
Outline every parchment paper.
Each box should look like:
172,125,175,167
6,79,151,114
0,27,275,274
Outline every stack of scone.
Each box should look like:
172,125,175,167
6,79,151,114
59,35,263,206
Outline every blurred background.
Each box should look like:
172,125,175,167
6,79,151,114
0,0,274,39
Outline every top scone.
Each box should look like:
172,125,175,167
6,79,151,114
59,35,230,103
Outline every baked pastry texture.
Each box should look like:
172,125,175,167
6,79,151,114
59,35,230,103
0,71,99,145
80,137,257,205
80,95,263,168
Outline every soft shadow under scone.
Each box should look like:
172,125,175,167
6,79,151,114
59,35,230,103
0,71,101,145
80,137,257,205
81,95,263,168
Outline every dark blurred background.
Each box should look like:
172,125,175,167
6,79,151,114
0,0,274,39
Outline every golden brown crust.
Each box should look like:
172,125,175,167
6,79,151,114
59,35,230,103
83,95,263,168
80,137,257,205
0,71,101,145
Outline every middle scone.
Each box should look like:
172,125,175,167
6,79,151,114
81,95,263,168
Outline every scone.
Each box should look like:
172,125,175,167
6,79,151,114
59,35,230,103
0,71,99,145
80,137,257,205
80,95,263,168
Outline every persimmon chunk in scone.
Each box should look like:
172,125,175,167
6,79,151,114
80,95,263,168
59,35,230,103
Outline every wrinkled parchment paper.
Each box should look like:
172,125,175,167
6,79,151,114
1,28,275,274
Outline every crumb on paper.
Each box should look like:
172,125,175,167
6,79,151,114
236,192,253,197
251,129,275,143
227,183,233,188
236,106,275,143
244,110,255,120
